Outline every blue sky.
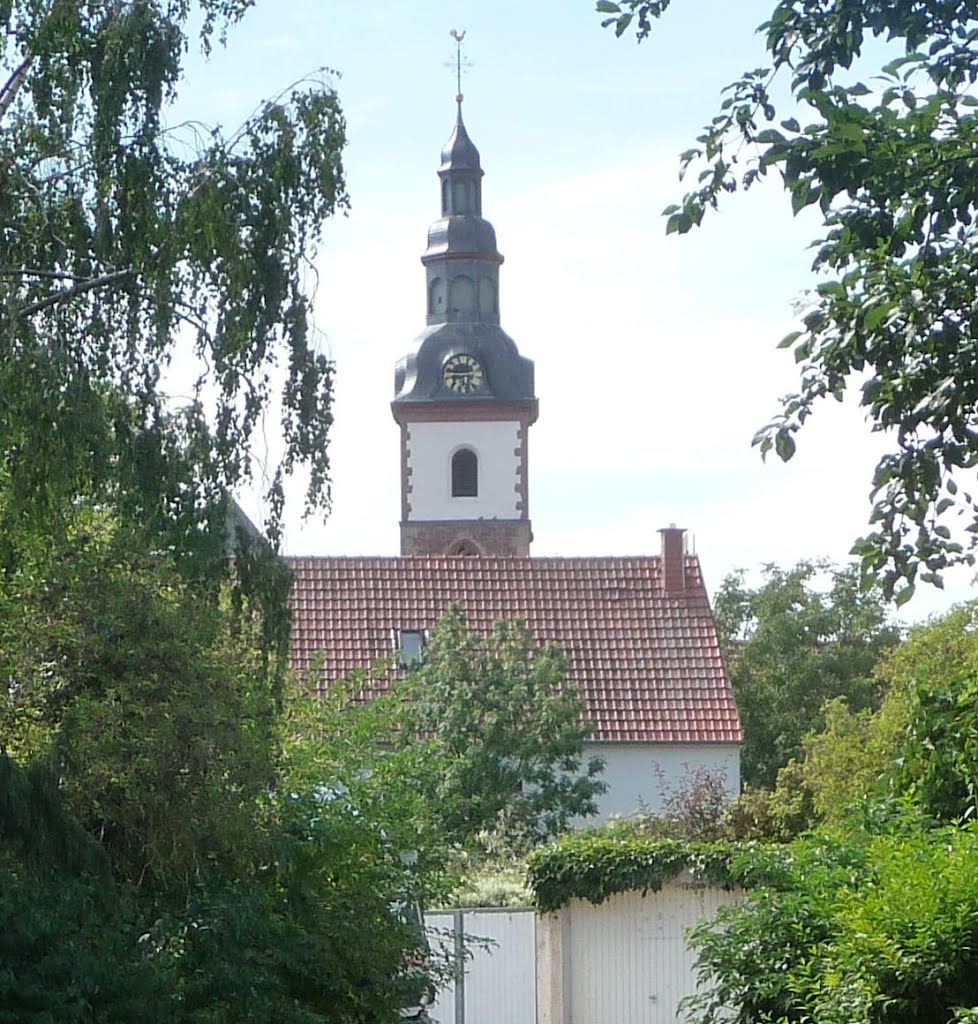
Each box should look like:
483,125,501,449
172,1,976,621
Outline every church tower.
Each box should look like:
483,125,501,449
392,100,537,557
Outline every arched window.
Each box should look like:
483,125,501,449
428,276,445,315
451,448,478,498
449,274,476,315
479,277,496,316
453,180,470,213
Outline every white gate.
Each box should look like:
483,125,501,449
425,908,536,1024
536,878,742,1024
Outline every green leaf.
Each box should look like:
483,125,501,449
774,430,796,461
863,303,894,331
778,330,803,350
666,211,692,234
894,583,916,606
595,0,620,12
791,180,814,214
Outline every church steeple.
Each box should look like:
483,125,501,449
391,97,538,558
420,99,503,330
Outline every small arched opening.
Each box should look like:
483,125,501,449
448,539,482,557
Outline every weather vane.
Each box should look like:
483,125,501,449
448,29,472,103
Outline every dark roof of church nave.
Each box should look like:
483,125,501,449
287,555,742,745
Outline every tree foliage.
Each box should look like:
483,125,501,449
685,602,978,1024
392,606,607,851
601,0,978,598
799,601,978,826
799,695,904,824
884,602,978,823
282,673,456,901
0,794,429,1024
0,858,169,1024
0,528,431,1024
685,826,978,1024
0,510,282,888
299,606,607,856
0,5,439,1019
724,758,818,841
0,0,346,560
714,560,900,788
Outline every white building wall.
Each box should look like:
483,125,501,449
585,741,741,821
406,419,521,521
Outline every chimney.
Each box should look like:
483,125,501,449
658,524,687,594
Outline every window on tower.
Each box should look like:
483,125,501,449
451,448,478,497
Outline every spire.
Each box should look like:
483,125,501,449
423,101,501,293
439,101,482,176
436,30,484,214
391,42,536,410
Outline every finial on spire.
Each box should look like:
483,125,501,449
449,29,469,106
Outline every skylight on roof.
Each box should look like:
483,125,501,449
393,628,426,667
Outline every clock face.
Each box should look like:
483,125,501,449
443,353,485,394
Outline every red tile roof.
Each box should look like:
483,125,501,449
287,555,742,745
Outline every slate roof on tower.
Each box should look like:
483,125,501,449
288,553,742,745
392,101,535,406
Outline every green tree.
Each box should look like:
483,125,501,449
282,673,455,903
393,605,606,851
600,0,978,599
799,601,978,826
0,534,431,1024
884,603,978,823
723,758,818,842
0,773,432,1024
0,8,437,1015
686,826,978,1024
0,0,345,561
726,601,978,832
643,600,978,1024
0,857,170,1024
158,787,432,1024
715,560,900,788
800,695,906,826
0,511,282,888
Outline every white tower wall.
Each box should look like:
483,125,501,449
405,419,522,521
